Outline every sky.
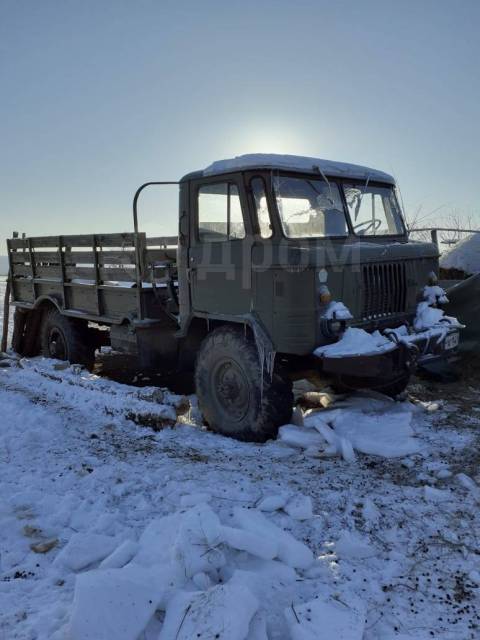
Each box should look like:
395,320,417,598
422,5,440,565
1,0,479,251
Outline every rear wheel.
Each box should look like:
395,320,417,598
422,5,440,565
40,308,95,369
195,326,293,442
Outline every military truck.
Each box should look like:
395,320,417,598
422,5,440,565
5,154,461,441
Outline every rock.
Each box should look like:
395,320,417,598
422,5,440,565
53,362,70,371
257,494,289,512
297,392,335,410
30,539,58,554
284,494,313,520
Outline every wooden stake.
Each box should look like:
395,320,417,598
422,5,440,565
1,271,11,353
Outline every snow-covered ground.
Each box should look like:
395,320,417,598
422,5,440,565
1,279,480,639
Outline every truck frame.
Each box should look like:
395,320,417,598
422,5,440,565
4,154,461,441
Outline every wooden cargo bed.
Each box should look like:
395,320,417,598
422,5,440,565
7,232,179,324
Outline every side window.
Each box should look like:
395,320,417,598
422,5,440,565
251,177,273,238
198,183,245,242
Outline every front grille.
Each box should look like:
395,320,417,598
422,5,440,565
362,262,407,320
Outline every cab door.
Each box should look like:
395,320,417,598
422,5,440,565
188,176,252,315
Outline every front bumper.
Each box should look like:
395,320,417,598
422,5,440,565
317,325,461,380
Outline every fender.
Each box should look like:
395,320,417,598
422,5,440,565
32,294,63,312
181,311,276,376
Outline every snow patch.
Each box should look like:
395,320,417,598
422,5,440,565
285,595,366,640
313,327,395,358
440,232,480,275
204,153,395,184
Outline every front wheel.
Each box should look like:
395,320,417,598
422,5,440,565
194,326,293,442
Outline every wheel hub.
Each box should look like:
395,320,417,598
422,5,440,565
48,328,67,360
213,360,250,422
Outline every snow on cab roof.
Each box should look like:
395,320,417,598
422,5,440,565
204,153,395,184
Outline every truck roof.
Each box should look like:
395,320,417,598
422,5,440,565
189,153,395,184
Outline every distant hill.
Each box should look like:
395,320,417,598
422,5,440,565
0,256,9,275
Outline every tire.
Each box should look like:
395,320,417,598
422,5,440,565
12,309,27,354
333,372,410,398
194,326,293,442
12,308,42,356
376,374,410,398
39,308,95,369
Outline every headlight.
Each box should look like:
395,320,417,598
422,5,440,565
321,317,347,339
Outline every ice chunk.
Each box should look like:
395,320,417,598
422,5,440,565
335,530,375,559
99,540,139,570
456,473,480,502
229,560,297,599
248,611,269,640
174,504,225,577
54,533,119,572
133,513,182,567
70,565,165,640
285,595,366,640
278,424,325,450
315,423,356,462
256,494,289,512
159,583,258,640
221,525,278,560
192,571,213,590
424,486,452,502
362,498,380,524
327,401,421,458
469,570,480,585
284,494,313,520
233,507,313,569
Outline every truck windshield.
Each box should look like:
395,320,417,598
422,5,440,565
343,184,405,236
274,176,348,238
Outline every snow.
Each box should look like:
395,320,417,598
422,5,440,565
413,300,463,332
1,353,480,639
422,284,449,305
314,296,463,360
335,530,376,560
203,154,395,184
313,327,395,358
440,232,480,275
285,595,366,640
323,300,353,320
